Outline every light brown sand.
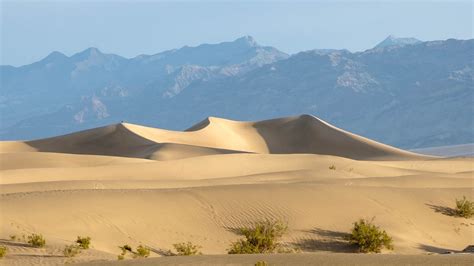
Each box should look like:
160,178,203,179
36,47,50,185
0,115,472,265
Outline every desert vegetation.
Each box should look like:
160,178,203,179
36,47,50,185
348,218,393,253
134,245,150,258
0,245,6,258
118,244,150,259
228,220,288,254
63,244,81,257
76,236,91,249
27,233,46,248
455,196,474,218
329,165,336,170
172,242,202,256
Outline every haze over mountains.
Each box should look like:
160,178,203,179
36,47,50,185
1,35,472,148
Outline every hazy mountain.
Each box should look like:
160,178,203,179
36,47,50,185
374,35,422,48
1,36,472,149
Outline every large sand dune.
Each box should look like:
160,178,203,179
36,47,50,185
0,115,472,265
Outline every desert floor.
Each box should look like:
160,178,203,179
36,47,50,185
0,115,472,265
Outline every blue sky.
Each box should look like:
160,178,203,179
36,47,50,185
1,0,472,66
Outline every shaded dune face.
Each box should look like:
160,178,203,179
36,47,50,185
1,114,428,160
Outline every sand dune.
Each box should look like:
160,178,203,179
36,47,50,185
0,115,427,160
0,115,472,265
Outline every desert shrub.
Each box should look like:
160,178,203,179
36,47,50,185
348,218,393,253
134,245,150,258
0,245,6,258
76,236,91,249
118,244,132,259
120,244,132,253
329,165,336,170
455,196,474,218
255,261,268,266
63,244,81,257
228,220,288,254
27,233,46,248
173,242,202,256
9,235,17,241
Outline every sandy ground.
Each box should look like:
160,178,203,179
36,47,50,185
0,115,472,265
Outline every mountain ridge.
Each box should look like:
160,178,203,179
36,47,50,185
0,36,472,149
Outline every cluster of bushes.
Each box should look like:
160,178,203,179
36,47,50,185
63,236,92,258
118,244,150,260
3,196,469,260
227,218,394,254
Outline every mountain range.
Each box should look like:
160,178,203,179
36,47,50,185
1,35,472,148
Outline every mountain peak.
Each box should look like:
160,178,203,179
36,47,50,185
233,36,258,47
42,51,68,62
375,35,422,49
72,47,104,60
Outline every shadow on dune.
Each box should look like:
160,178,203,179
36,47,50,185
147,246,173,256
15,254,65,258
418,244,458,254
252,115,421,160
293,228,357,253
425,203,457,217
0,239,31,248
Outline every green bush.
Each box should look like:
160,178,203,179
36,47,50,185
173,242,202,256
117,254,125,260
255,261,268,266
134,245,150,258
0,245,6,258
348,218,393,253
27,233,46,248
63,244,81,257
76,236,91,249
228,220,288,254
455,196,474,218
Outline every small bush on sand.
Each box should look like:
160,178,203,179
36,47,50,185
228,220,288,254
329,165,336,170
63,244,81,257
173,242,202,256
9,235,17,241
118,244,132,259
134,245,150,258
0,245,7,258
28,233,46,248
455,196,474,218
348,218,393,253
76,236,91,249
255,261,268,266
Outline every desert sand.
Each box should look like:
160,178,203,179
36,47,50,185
0,115,472,265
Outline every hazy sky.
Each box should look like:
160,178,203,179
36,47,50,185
1,0,472,66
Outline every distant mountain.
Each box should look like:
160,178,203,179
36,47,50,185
375,35,422,48
1,36,472,149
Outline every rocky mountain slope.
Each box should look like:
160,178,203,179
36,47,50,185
0,36,472,148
